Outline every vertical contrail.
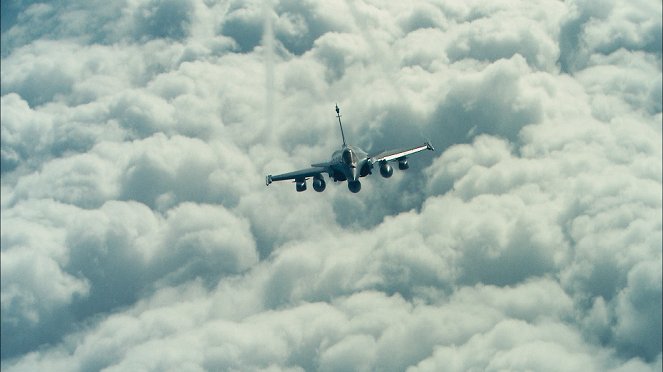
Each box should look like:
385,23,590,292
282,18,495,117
263,0,275,142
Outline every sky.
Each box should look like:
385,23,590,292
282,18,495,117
0,0,661,370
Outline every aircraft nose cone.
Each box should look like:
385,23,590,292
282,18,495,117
351,167,360,182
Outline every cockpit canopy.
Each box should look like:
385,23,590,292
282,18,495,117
342,148,358,167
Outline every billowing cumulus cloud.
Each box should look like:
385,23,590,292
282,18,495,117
1,0,661,370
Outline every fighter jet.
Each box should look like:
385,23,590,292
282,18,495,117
265,105,434,193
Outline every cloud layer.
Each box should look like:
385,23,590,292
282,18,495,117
1,0,661,370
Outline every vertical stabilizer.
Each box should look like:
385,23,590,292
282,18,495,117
335,104,347,147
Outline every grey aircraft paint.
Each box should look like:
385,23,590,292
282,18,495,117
266,105,435,193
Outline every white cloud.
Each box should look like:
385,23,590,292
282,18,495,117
1,0,661,369
613,260,662,359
